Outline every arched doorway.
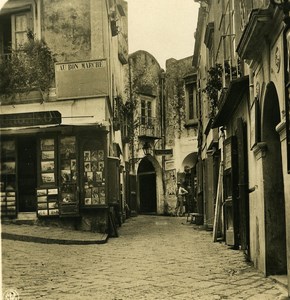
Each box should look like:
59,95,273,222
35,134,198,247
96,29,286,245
138,157,157,214
262,82,287,275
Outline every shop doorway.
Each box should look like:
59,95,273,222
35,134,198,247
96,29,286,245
138,157,157,214
263,83,287,275
18,137,37,212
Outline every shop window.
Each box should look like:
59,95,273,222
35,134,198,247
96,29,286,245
37,137,59,217
81,139,106,207
0,140,17,218
59,136,79,216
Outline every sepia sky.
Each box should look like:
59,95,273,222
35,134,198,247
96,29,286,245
0,0,199,69
126,0,199,69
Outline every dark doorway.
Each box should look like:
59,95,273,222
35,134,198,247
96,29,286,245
138,157,157,214
263,83,286,275
18,137,37,212
139,173,156,213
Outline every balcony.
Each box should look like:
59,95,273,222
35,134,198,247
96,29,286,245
137,117,161,139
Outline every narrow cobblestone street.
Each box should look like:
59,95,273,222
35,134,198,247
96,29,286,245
2,215,288,300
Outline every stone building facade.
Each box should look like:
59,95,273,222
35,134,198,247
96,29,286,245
193,0,290,295
127,51,198,216
0,0,128,233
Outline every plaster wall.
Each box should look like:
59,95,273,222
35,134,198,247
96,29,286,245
248,32,287,275
277,122,290,294
42,0,92,62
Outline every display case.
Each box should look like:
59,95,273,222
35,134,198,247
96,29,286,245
81,139,106,207
59,136,79,216
40,138,57,185
36,188,59,217
0,140,17,218
36,137,59,217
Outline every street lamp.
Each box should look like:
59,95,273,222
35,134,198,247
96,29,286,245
142,141,152,155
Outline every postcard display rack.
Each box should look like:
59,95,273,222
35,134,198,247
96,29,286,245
0,140,17,217
37,138,59,217
59,136,79,216
82,143,106,207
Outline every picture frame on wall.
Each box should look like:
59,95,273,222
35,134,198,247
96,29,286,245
42,151,55,160
85,198,92,205
84,162,91,172
98,161,105,172
48,189,58,195
61,192,75,203
2,141,15,157
49,209,59,216
37,196,47,202
92,188,99,204
95,172,102,182
84,151,91,161
61,170,71,183
1,162,16,174
41,173,55,184
41,161,55,172
60,136,76,159
38,210,48,216
41,139,54,151
38,203,47,209
37,189,47,196
85,188,92,198
91,161,98,172
91,151,98,161
71,159,76,171
99,187,106,204
98,150,104,160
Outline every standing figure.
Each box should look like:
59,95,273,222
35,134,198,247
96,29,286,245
175,181,188,217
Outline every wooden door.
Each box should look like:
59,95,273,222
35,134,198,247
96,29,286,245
236,118,250,255
223,136,239,248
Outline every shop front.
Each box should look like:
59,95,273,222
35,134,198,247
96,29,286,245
0,111,119,233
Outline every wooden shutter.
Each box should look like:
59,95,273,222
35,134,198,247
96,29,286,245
107,157,120,204
223,136,239,248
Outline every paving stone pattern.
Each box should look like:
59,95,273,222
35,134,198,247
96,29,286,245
2,215,288,300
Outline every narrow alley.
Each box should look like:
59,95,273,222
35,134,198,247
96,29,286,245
2,215,288,300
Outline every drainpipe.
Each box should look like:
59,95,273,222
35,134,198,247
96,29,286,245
160,70,166,199
128,59,135,174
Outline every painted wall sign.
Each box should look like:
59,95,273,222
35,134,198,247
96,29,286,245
165,160,175,171
0,111,61,128
154,149,173,156
55,59,109,99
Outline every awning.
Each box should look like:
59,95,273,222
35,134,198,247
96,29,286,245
0,0,33,15
0,122,110,135
212,76,249,128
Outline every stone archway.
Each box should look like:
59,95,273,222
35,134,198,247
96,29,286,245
262,82,287,275
137,156,157,214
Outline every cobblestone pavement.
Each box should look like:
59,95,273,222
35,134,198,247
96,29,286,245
2,215,288,300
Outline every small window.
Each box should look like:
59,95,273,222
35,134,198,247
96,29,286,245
185,82,198,125
188,84,194,120
147,101,152,125
141,100,146,125
140,99,153,125
11,11,33,50
15,14,28,49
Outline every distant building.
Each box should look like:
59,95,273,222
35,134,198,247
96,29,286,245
127,51,198,215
